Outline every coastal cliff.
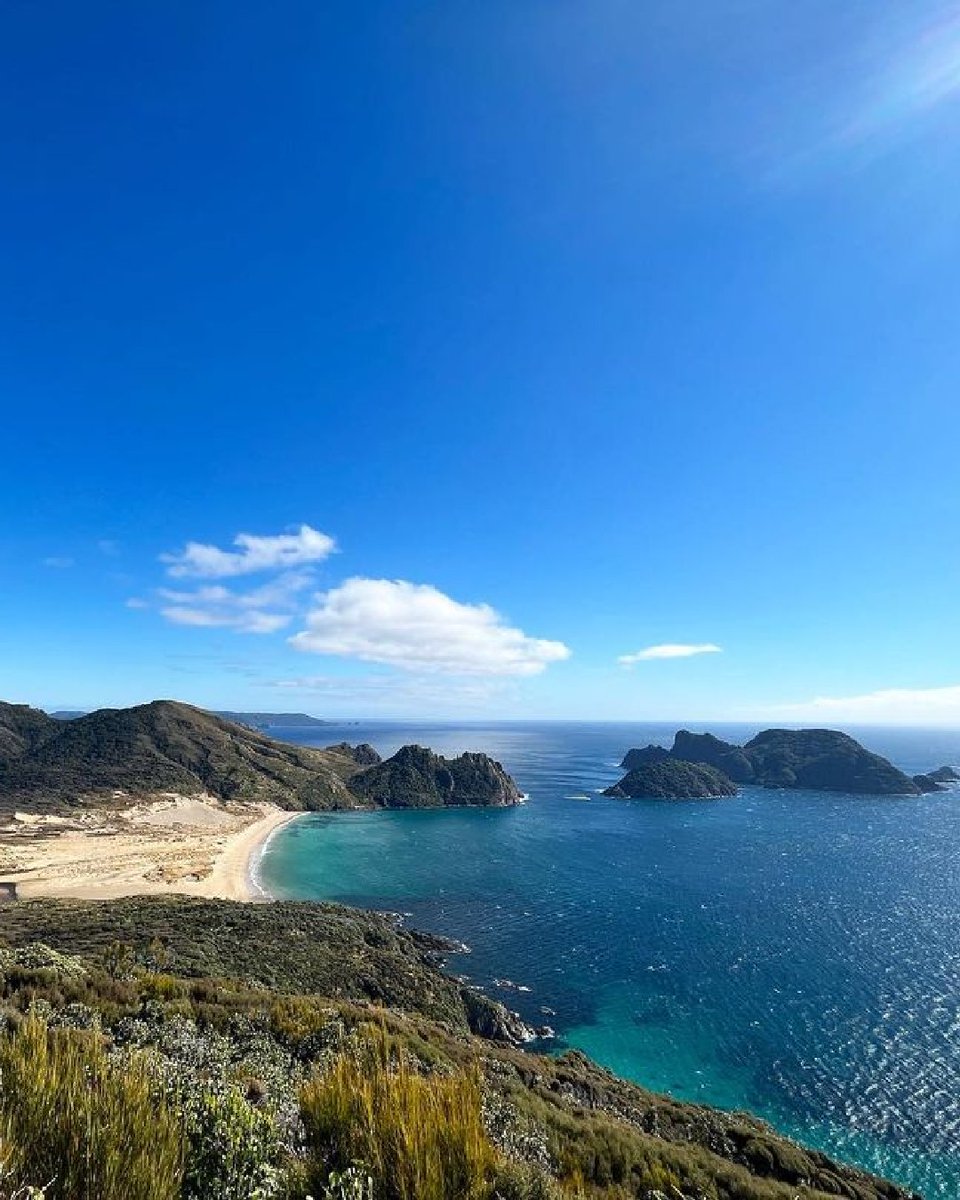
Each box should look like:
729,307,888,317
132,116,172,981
346,743,521,808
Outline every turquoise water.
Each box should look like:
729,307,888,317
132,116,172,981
260,721,960,1198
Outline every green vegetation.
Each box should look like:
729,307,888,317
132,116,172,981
347,745,521,809
0,896,526,1039
614,728,928,798
301,1034,495,1200
0,701,519,815
603,761,737,799
0,1017,183,1200
0,896,918,1200
741,729,920,794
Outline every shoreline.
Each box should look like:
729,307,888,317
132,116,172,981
0,797,303,903
246,810,303,900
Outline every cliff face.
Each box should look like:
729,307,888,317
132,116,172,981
346,744,522,808
0,702,521,815
613,727,923,799
671,730,757,783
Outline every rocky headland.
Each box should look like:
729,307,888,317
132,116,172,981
0,700,520,815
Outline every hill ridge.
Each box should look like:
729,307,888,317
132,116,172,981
0,700,520,815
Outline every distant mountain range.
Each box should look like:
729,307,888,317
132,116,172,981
50,709,330,729
214,711,329,729
0,700,520,815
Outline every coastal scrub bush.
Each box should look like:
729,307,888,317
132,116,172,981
176,1082,281,1200
0,1017,183,1200
300,1033,495,1200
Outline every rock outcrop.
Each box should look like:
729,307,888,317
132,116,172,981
324,741,382,766
346,744,522,809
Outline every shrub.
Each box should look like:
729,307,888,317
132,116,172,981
176,1083,281,1200
0,1017,183,1200
301,1033,495,1200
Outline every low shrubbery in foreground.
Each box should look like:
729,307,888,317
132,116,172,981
0,1017,183,1200
0,898,920,1200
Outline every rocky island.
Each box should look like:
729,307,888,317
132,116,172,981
609,727,954,800
604,759,738,799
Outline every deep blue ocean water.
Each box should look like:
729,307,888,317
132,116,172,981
259,721,960,1198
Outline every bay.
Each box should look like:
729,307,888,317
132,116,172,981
259,720,960,1198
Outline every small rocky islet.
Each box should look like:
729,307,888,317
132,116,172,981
606,727,959,800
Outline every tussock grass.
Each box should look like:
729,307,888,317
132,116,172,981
0,1017,184,1200
301,1031,495,1200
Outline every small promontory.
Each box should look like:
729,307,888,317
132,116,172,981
346,744,522,808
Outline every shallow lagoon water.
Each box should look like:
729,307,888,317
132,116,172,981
260,721,960,1197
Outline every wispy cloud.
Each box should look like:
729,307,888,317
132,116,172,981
767,684,960,726
618,643,722,665
155,571,313,634
161,524,336,578
272,671,514,713
42,556,75,569
97,539,120,556
836,7,960,151
162,606,291,634
290,578,571,676
125,597,148,609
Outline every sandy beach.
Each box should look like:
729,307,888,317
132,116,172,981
0,796,300,902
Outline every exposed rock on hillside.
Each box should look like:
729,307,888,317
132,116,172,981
346,744,522,808
325,741,382,766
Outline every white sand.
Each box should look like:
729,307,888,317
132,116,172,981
0,795,300,902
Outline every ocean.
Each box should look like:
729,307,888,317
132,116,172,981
258,721,960,1198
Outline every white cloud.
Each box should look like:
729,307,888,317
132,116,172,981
125,597,149,609
618,643,722,665
162,606,291,634
769,685,960,726
161,524,336,578
98,539,120,556
42,556,74,569
290,578,571,676
156,571,312,635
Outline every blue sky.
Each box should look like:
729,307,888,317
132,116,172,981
3,0,960,723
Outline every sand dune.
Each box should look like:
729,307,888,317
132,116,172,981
0,795,299,902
